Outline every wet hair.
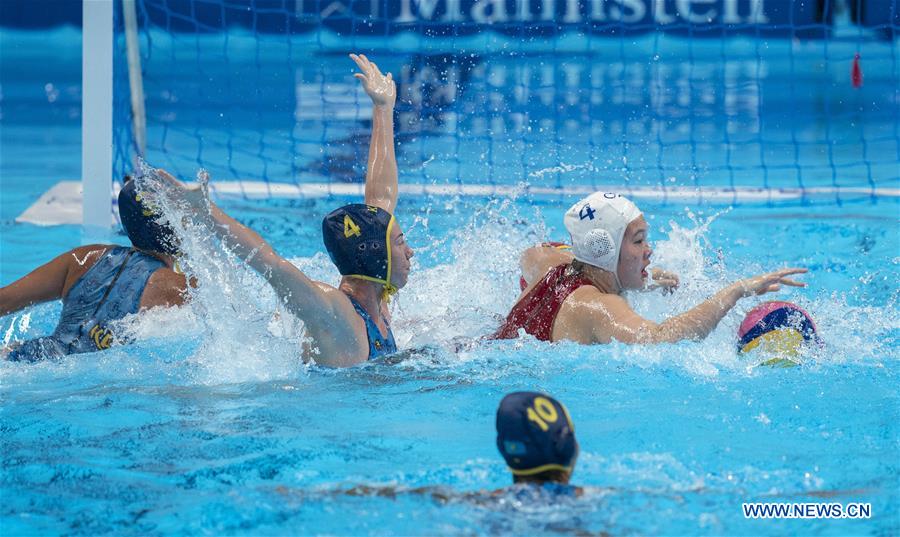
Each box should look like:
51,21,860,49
570,259,588,273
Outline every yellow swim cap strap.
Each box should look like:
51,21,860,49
509,463,573,476
346,274,387,286
381,283,398,303
345,274,398,303
384,215,394,297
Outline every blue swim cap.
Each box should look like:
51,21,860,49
117,178,179,255
322,204,396,295
496,392,577,476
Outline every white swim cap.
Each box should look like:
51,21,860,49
563,192,642,273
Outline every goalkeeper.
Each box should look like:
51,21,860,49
1,177,189,361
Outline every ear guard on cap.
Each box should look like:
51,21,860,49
574,228,616,268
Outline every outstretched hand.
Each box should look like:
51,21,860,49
738,268,808,297
350,53,396,107
649,267,680,294
155,168,211,215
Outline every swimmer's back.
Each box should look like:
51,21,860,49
1,244,185,317
62,245,186,309
3,245,188,361
1,244,119,315
493,264,595,341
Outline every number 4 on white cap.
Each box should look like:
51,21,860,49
579,204,596,221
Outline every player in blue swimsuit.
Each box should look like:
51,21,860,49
495,391,583,497
1,179,189,361
153,54,411,367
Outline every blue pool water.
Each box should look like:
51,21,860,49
2,27,899,536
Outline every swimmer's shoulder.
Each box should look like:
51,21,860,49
519,244,574,291
559,285,630,318
142,267,189,309
298,281,371,366
311,281,362,323
61,244,116,297
567,285,628,308
488,483,588,503
556,287,631,344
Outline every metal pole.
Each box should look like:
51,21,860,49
122,0,146,158
82,0,114,232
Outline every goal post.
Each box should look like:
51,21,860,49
81,0,114,231
81,0,146,234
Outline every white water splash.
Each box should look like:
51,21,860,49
392,197,547,349
528,162,600,180
125,164,898,382
137,163,309,384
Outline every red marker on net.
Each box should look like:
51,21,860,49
852,53,863,88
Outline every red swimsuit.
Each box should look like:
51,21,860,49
493,264,594,342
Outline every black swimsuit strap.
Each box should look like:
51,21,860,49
89,249,136,318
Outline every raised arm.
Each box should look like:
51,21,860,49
520,244,574,289
155,170,351,333
580,268,808,344
350,53,398,214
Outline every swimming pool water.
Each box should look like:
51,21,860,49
2,27,899,536
3,193,898,535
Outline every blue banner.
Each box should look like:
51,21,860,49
303,0,830,37
0,0,841,38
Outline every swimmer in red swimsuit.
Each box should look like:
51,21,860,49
494,192,807,344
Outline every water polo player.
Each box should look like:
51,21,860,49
494,192,808,344
153,54,412,367
1,178,189,361
496,391,582,495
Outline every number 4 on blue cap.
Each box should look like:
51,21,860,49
343,215,361,238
